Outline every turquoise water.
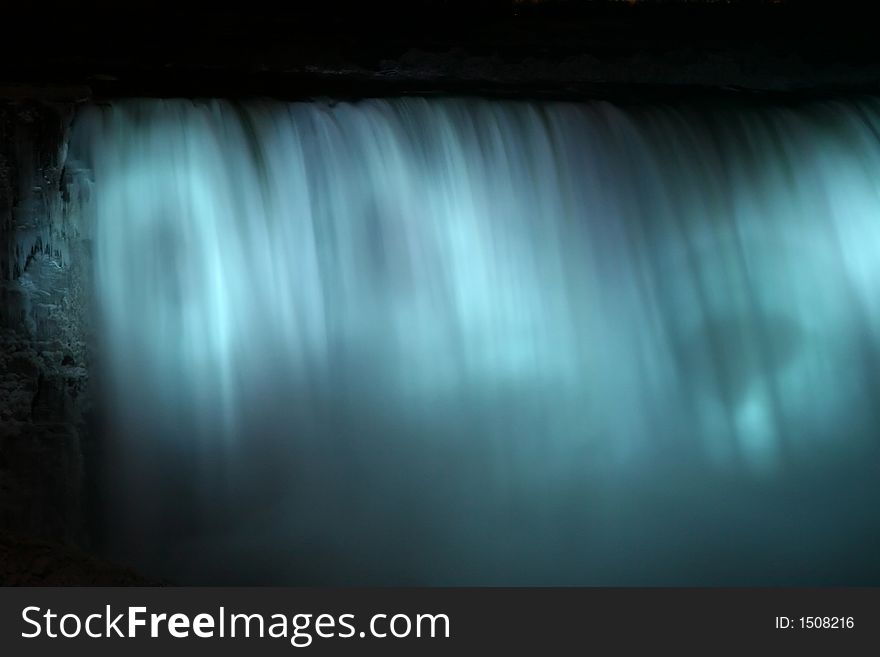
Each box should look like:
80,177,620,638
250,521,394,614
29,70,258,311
70,97,880,584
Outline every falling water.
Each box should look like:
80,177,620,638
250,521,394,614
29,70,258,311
69,97,880,584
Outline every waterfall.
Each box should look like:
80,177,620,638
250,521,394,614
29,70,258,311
69,97,880,584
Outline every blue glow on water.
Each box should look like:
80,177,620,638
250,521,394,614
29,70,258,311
70,97,880,584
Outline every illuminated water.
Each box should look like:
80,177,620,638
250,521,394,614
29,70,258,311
69,97,880,584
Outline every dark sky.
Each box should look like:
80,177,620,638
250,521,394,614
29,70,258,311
2,0,875,90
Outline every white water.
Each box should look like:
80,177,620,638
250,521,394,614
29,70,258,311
69,97,880,584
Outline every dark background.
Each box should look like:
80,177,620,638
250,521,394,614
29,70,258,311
3,1,880,98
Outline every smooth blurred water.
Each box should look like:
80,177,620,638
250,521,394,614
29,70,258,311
69,97,880,584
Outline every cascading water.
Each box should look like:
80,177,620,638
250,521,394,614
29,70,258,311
69,97,880,584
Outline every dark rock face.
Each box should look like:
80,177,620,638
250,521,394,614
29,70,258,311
1,532,160,585
0,100,91,548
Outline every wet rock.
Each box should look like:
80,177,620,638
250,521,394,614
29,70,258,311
0,532,161,586
1,100,90,547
